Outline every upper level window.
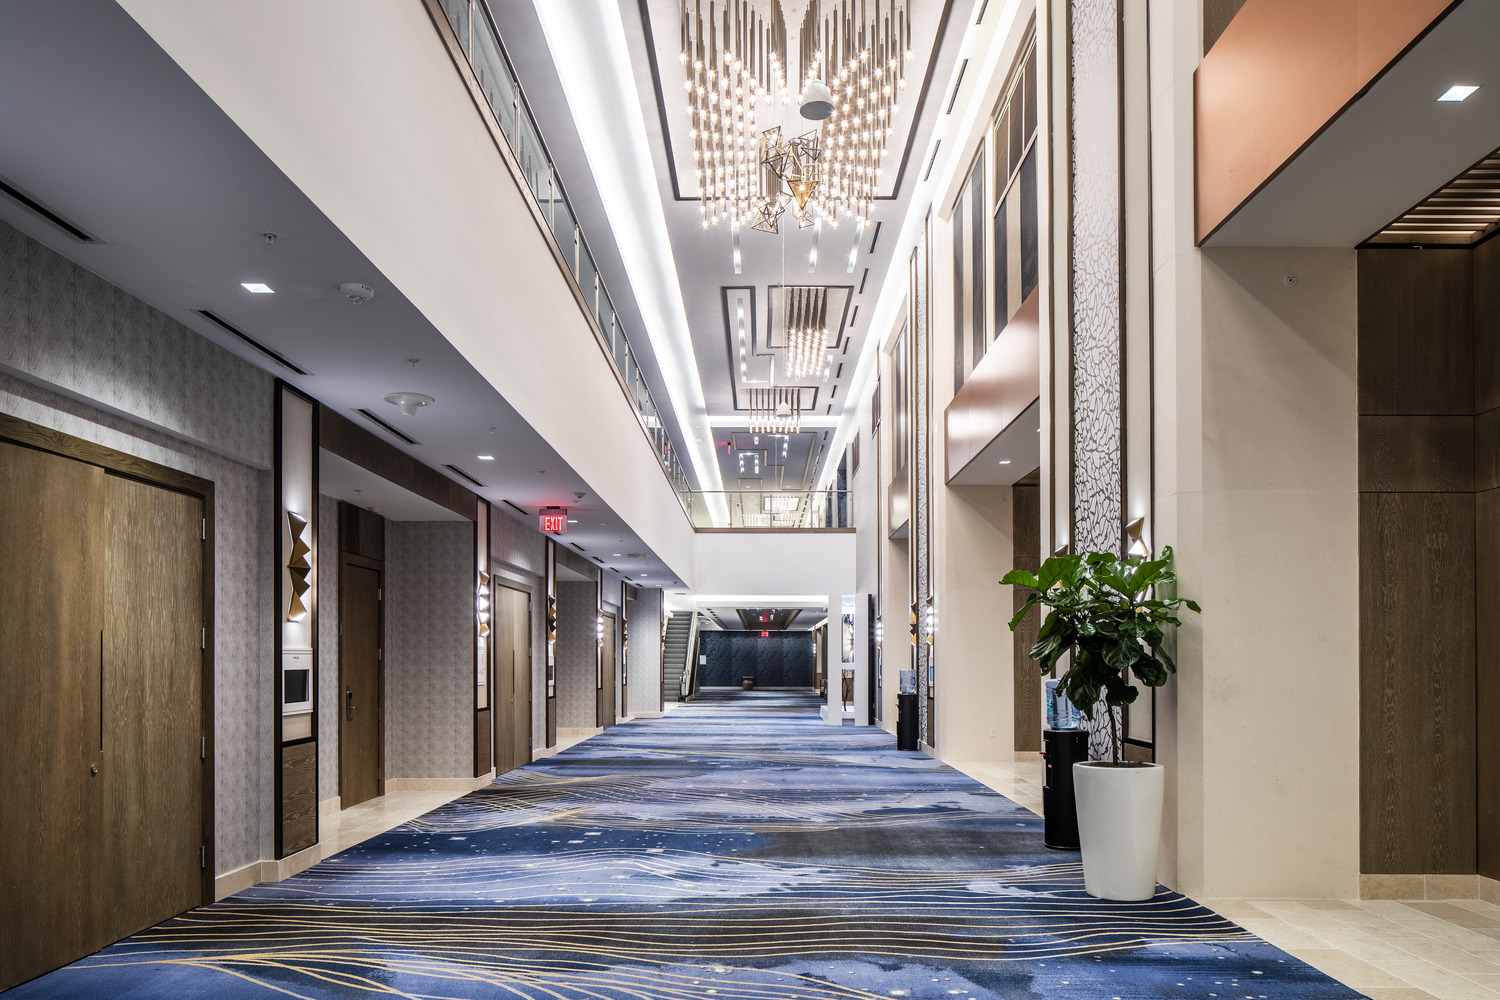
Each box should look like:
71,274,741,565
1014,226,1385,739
993,34,1038,341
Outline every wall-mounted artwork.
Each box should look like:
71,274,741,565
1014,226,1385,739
285,510,311,622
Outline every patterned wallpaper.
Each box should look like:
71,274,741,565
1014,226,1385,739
555,581,599,730
700,631,815,688
316,494,340,803
1069,0,1125,759
625,588,663,717
0,220,275,877
385,521,474,780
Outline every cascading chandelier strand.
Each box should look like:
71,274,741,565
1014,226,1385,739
681,0,910,232
782,285,828,381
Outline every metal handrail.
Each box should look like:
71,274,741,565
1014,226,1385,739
679,490,854,530
428,0,691,506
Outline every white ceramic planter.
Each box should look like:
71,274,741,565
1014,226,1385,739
1072,761,1165,901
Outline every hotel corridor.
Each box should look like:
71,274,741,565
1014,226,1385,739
9,692,1357,999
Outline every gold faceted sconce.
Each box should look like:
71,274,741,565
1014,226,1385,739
476,570,491,637
285,510,311,622
545,596,558,646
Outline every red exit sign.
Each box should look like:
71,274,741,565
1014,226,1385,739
539,512,567,534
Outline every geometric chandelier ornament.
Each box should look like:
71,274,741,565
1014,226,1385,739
681,0,911,233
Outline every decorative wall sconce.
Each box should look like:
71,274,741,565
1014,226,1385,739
546,596,558,646
596,613,605,649
476,569,491,637
924,597,937,645
909,602,918,646
1124,517,1150,558
875,616,883,649
285,510,311,622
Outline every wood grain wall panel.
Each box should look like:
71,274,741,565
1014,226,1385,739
1359,491,1476,873
943,293,1041,483
473,709,491,776
280,741,317,855
1358,250,1473,415
339,502,385,562
1477,409,1500,493
1474,236,1500,413
1012,483,1041,752
1358,415,1474,492
1478,489,1500,879
320,407,476,520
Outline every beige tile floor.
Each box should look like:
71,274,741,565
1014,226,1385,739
950,757,1500,1000
318,788,470,855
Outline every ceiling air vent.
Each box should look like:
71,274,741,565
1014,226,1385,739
0,176,101,243
355,408,420,446
445,464,485,488
947,59,969,114
198,311,310,375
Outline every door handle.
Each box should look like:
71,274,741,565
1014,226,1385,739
346,686,355,721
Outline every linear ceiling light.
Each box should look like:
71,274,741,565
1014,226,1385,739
241,282,275,294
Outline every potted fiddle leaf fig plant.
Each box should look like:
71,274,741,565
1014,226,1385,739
1001,547,1199,901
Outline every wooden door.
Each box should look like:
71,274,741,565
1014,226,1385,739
340,558,383,807
98,471,205,943
493,585,531,774
0,437,207,992
0,441,106,990
598,614,616,728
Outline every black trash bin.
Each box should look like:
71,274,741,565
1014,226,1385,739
896,692,919,750
1041,728,1088,850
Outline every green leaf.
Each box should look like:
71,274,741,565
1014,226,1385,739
1000,569,1040,589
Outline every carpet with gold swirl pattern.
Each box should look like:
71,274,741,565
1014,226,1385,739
8,690,1364,999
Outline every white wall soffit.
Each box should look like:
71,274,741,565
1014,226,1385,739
819,0,1029,490
531,1,727,516
117,0,700,580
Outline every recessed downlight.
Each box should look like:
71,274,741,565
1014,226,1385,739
1438,84,1480,102
999,459,1012,465
241,282,274,294
477,454,495,461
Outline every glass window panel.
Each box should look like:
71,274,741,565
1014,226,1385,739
471,23,515,147
993,196,1010,337
969,155,985,370
578,246,598,318
441,0,470,53
952,179,966,393
1020,146,1039,301
552,192,576,274
993,107,1009,195
1023,45,1037,142
1009,94,1023,179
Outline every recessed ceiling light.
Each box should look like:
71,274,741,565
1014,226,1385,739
567,519,578,523
999,459,1012,465
613,553,622,557
477,454,495,461
1438,84,1480,102
241,282,274,294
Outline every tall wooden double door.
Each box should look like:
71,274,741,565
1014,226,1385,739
0,433,209,991
493,583,531,774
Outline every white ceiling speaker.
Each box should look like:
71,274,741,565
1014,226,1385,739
338,281,375,304
384,391,434,416
799,79,834,120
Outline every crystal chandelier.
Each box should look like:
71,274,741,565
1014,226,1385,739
681,0,911,233
781,285,829,381
748,386,802,434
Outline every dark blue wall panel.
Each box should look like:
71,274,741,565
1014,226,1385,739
700,630,815,688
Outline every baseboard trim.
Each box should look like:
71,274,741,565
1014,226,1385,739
214,844,321,901
1360,873,1487,900
385,774,493,793
557,727,604,737
1014,750,1041,762
318,796,341,818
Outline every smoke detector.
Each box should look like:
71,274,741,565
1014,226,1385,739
338,281,375,304
384,391,434,416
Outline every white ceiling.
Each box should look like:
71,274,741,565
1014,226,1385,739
496,0,966,490
1206,0,1500,247
0,0,678,586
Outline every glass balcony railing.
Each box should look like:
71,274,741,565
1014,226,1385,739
435,0,691,502
682,491,853,530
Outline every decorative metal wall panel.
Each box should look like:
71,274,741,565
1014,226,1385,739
699,631,815,688
913,222,933,746
1069,0,1124,759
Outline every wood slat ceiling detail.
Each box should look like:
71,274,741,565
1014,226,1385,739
1366,149,1500,246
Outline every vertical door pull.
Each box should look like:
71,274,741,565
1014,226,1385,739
346,687,355,721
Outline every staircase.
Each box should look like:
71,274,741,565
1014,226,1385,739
663,612,693,703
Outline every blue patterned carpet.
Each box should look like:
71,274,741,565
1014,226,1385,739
9,691,1365,999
